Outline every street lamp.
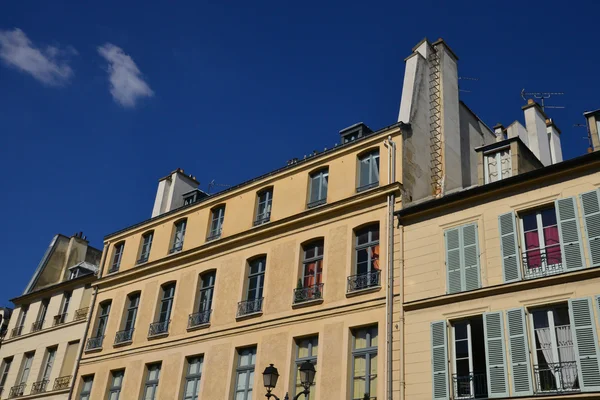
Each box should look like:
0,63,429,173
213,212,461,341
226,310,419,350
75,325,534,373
263,360,316,400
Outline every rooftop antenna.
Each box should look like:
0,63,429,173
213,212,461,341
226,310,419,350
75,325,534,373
458,76,478,93
520,89,565,112
207,179,231,194
573,123,593,150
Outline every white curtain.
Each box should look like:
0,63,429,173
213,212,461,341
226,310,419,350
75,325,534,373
535,328,554,365
556,326,578,389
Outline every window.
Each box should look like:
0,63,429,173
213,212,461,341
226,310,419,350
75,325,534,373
484,148,511,183
190,272,215,327
34,299,49,331
234,347,256,400
0,357,13,393
357,151,379,191
238,257,265,317
451,317,487,399
183,356,203,400
445,223,481,294
171,220,187,253
90,301,111,348
349,225,380,292
293,337,318,399
295,241,323,303
208,206,225,240
79,375,94,400
110,243,124,272
138,231,154,264
55,291,71,325
308,169,328,207
255,189,273,225
143,364,161,400
108,370,124,400
116,293,139,344
12,306,27,337
519,207,562,279
19,352,34,385
150,284,174,336
69,269,80,279
41,347,57,382
351,326,377,400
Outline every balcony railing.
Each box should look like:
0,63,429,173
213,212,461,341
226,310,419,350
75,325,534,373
114,328,134,344
108,264,119,273
522,248,564,280
31,320,44,332
9,383,25,398
253,214,271,226
86,335,104,350
148,320,170,337
137,255,149,265
534,361,580,393
74,307,89,321
452,372,488,399
294,283,324,304
188,309,211,328
53,313,68,326
30,380,48,394
169,244,183,254
237,298,263,317
347,271,381,293
53,375,72,390
10,325,23,338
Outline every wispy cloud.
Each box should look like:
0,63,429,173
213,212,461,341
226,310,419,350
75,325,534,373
0,28,75,86
97,43,153,108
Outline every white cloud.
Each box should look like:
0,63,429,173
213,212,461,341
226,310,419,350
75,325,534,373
0,28,75,86
97,43,153,108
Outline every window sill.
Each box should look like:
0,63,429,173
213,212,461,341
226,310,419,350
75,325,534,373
307,199,327,209
356,183,379,193
346,285,382,298
187,323,210,332
84,346,103,353
147,332,169,340
236,311,263,321
292,298,324,309
113,340,132,348
206,234,221,242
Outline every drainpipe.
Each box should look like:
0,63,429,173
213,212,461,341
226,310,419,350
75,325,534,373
67,243,107,400
383,136,396,400
398,221,405,400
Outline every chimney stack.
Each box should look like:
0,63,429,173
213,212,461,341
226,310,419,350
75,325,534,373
152,168,199,217
546,118,563,164
523,99,552,166
493,124,505,143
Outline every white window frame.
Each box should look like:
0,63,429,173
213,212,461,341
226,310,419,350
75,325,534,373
483,147,511,184
518,207,562,278
452,321,474,397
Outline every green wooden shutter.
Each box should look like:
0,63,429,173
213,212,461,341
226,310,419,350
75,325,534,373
568,297,600,392
484,311,509,398
461,223,481,291
431,321,449,400
498,212,522,283
580,189,600,267
555,197,585,271
506,308,533,396
445,228,462,294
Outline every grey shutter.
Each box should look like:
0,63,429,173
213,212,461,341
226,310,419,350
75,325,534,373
506,308,533,396
483,311,509,398
555,197,585,271
580,190,600,267
568,297,600,391
461,223,481,291
498,212,522,283
445,228,462,294
431,321,449,400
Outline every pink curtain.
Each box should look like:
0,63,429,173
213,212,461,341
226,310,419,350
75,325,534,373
524,232,541,268
544,226,562,265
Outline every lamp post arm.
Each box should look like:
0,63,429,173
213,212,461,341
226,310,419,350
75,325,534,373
292,389,309,400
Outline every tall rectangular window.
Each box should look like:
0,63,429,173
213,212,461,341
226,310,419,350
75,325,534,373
308,169,328,207
247,257,266,302
110,243,124,272
41,347,57,381
295,241,324,303
351,326,377,400
55,291,71,325
484,148,512,183
171,220,187,253
451,317,487,398
139,232,154,264
255,189,273,225
150,284,175,336
208,206,225,240
183,356,203,400
34,299,49,331
234,347,256,400
357,151,379,191
348,225,380,292
116,293,139,344
79,375,93,400
294,337,318,399
108,370,124,400
19,352,35,385
0,357,13,393
143,364,161,400
190,272,215,327
95,302,111,338
519,207,562,279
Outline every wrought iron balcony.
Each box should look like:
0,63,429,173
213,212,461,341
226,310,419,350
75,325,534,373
169,244,183,254
10,325,23,338
108,264,120,273
452,372,488,399
237,298,263,317
137,255,149,265
206,232,222,241
74,307,89,321
148,320,170,337
188,309,211,328
53,313,68,326
253,214,271,226
534,361,579,393
31,319,44,332
293,283,324,304
86,335,104,350
522,249,564,280
53,375,72,390
30,380,48,394
307,198,326,208
347,270,381,293
114,328,134,344
9,383,25,398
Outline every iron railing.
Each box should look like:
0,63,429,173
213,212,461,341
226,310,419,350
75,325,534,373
30,380,48,394
307,198,326,208
114,328,134,344
53,313,68,326
522,249,564,280
31,320,44,332
53,375,72,390
10,325,23,338
148,320,170,337
294,283,324,304
9,383,25,398
534,361,579,393
169,244,183,254
253,214,271,226
237,298,263,317
74,307,89,321
188,310,211,328
452,372,488,399
86,335,104,350
108,264,119,273
347,271,381,293
356,182,379,192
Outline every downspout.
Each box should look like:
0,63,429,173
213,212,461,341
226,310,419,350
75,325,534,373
383,136,396,400
398,220,405,400
67,243,107,400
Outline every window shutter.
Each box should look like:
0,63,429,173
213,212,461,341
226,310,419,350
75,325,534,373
445,228,462,294
555,197,585,271
498,212,522,283
505,308,533,396
430,321,449,400
483,311,509,398
568,297,600,392
461,223,481,291
580,190,600,267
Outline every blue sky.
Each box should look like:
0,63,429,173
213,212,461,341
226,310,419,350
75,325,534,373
0,0,597,304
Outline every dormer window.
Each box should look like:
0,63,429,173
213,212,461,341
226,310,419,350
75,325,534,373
183,189,208,206
484,147,512,183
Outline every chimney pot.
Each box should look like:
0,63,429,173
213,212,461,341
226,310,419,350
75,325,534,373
528,99,534,105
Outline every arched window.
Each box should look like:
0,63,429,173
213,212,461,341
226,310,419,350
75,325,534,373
294,240,324,304
149,283,175,337
254,188,273,225
138,231,154,264
349,224,380,292
207,205,225,241
308,168,328,208
238,257,266,317
170,219,187,254
116,292,140,344
357,150,380,192
109,242,125,273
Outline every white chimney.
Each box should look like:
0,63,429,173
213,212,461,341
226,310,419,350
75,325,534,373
546,118,563,164
523,100,551,166
506,121,529,146
151,168,199,217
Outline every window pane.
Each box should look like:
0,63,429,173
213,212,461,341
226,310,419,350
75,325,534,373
311,340,318,357
541,208,557,227
355,329,367,349
236,371,248,389
454,323,468,340
370,329,378,347
184,379,196,398
321,173,328,199
359,157,370,187
371,154,380,184
310,175,320,203
455,340,469,359
522,213,538,232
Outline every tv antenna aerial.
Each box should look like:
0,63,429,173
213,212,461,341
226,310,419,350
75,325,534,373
520,89,565,112
207,179,231,194
458,76,478,93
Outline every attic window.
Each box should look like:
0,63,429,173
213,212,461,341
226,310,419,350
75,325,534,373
69,267,93,280
484,147,512,184
184,194,197,206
